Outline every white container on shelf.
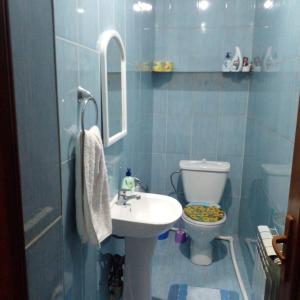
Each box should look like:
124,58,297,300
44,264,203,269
231,46,243,72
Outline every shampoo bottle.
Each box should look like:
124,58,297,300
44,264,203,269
222,52,232,72
121,168,135,191
231,46,243,72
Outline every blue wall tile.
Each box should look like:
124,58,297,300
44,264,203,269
151,153,167,194
125,0,142,65
220,155,244,199
54,0,78,42
221,197,241,235
55,2,154,299
192,91,220,116
166,115,192,154
26,221,63,300
152,114,167,153
56,38,79,162
168,90,193,117
151,72,250,235
224,0,255,27
9,0,62,244
154,0,255,72
191,116,218,157
61,160,84,300
153,89,168,114
218,116,246,156
54,0,300,297
99,0,115,31
82,243,100,299
78,47,101,128
221,91,248,116
165,153,190,196
77,0,100,49
239,0,300,286
114,0,127,41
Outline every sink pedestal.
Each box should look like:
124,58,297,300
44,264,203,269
123,237,157,300
111,192,182,299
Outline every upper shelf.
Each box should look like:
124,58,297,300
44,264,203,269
136,61,252,74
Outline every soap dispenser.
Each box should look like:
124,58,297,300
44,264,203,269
231,46,243,72
121,168,135,191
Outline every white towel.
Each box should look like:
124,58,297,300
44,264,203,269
75,126,112,245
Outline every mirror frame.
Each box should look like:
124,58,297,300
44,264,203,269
99,30,127,147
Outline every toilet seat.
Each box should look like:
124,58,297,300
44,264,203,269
182,202,226,226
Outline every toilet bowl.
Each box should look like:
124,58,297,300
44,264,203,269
182,205,226,265
179,160,230,266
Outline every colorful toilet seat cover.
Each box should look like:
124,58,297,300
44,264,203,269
184,204,225,223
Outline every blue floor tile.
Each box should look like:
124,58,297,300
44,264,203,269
151,232,244,300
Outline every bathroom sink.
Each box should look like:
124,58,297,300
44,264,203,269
111,192,182,299
111,192,182,238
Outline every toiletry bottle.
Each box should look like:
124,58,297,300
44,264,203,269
121,168,135,191
231,46,242,72
263,46,274,72
222,52,232,72
242,56,251,72
253,56,262,72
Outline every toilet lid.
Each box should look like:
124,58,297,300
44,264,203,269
183,203,225,223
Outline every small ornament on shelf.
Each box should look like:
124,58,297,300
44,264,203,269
152,60,174,72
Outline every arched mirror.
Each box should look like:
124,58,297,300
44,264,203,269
99,30,127,147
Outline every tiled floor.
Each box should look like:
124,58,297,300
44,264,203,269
151,232,248,300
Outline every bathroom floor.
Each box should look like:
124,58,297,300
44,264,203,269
152,232,248,300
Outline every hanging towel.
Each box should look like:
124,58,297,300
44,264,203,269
75,126,112,245
75,132,88,243
168,285,240,300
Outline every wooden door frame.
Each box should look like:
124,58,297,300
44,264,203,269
0,0,28,299
279,98,300,299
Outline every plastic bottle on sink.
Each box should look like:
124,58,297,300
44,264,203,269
121,168,135,191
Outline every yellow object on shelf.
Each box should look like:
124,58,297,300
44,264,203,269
152,60,174,72
164,61,174,72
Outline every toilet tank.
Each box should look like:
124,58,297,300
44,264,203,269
179,160,230,204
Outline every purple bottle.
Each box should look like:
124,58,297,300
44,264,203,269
175,228,187,244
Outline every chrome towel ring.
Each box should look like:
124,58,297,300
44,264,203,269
77,86,100,205
78,86,99,132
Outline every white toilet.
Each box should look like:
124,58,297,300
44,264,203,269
180,160,230,266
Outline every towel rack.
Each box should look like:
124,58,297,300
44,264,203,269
77,86,99,207
78,86,99,132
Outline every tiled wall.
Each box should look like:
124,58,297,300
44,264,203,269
54,0,154,299
151,73,250,234
8,1,63,299
239,0,300,287
9,0,300,299
9,0,300,298
150,0,257,234
155,0,255,71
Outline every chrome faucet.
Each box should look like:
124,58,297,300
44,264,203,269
117,188,141,206
133,177,148,192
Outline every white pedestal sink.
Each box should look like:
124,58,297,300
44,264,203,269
111,192,182,300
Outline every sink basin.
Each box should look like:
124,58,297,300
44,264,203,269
111,192,182,238
110,192,182,300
